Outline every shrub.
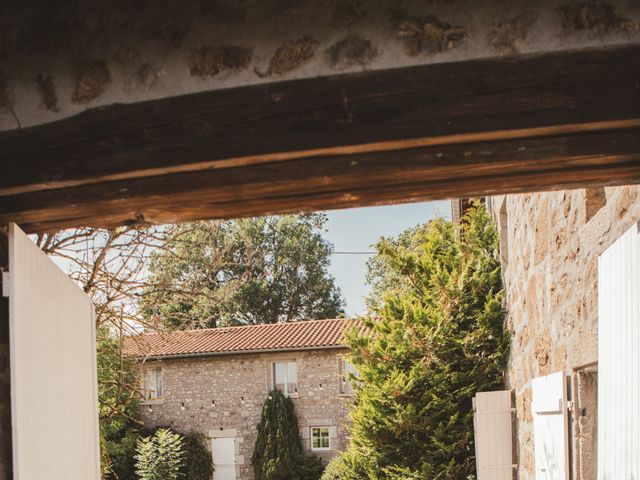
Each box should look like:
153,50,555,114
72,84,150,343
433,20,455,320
135,428,184,480
321,451,368,480
181,431,215,480
104,427,140,480
294,452,325,480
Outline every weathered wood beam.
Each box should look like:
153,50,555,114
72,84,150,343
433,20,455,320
1,44,640,196
3,126,639,232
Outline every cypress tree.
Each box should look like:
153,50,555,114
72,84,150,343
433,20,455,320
325,203,509,479
252,389,304,480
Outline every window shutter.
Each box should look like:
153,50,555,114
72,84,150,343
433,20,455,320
473,390,515,480
6,223,100,479
531,371,569,480
597,222,640,479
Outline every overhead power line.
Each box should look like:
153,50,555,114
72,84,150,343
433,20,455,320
332,251,376,255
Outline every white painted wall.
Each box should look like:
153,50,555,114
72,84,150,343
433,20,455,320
598,221,640,479
6,223,100,480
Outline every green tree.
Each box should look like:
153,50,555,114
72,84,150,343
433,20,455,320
325,204,509,479
252,389,324,480
252,389,302,480
140,214,344,329
135,429,184,480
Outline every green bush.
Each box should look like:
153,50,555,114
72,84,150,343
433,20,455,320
321,451,368,480
105,425,213,480
104,427,140,480
181,431,215,480
294,452,325,480
135,428,184,480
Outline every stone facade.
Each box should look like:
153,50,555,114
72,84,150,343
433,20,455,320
490,185,640,479
139,347,353,480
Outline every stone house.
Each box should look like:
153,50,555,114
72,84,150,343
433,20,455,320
479,185,640,479
124,318,365,480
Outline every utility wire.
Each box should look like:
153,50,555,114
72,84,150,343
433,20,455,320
332,251,376,255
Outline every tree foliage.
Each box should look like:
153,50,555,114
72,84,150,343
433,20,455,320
135,429,184,480
252,389,324,480
140,214,344,329
325,204,509,479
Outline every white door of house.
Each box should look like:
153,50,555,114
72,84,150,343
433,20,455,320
531,371,569,480
4,223,100,479
212,437,236,480
598,221,640,479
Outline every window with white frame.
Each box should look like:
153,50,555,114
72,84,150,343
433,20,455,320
310,427,331,451
340,358,358,395
273,361,297,396
142,366,163,401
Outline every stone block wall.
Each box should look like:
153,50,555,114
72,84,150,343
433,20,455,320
140,348,353,480
491,185,640,479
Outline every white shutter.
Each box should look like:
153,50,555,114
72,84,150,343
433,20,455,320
531,371,569,480
473,390,515,480
6,223,100,480
598,221,640,479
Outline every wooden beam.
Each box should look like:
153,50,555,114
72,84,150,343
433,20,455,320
3,126,639,232
0,45,639,231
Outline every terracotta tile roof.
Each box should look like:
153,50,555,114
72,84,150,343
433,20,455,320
124,318,368,359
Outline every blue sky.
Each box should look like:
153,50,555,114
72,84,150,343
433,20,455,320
322,200,451,316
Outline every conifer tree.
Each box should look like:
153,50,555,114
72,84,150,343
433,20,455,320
325,204,509,479
252,389,304,480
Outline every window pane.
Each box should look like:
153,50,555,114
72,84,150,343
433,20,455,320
287,362,297,394
311,427,330,450
155,368,163,398
274,363,286,392
146,369,156,399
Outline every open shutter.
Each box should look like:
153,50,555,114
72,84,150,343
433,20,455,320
4,223,100,479
473,390,515,480
531,371,569,480
598,221,640,479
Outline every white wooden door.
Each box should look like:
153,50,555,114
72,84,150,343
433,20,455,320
4,223,100,480
531,371,569,480
212,437,236,480
473,390,515,480
598,221,640,479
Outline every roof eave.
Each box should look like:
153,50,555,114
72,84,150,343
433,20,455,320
131,343,350,362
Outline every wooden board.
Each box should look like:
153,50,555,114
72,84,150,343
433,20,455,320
0,45,639,231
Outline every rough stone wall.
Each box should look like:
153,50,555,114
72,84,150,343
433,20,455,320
491,185,640,479
1,0,639,131
0,228,11,480
140,348,352,480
